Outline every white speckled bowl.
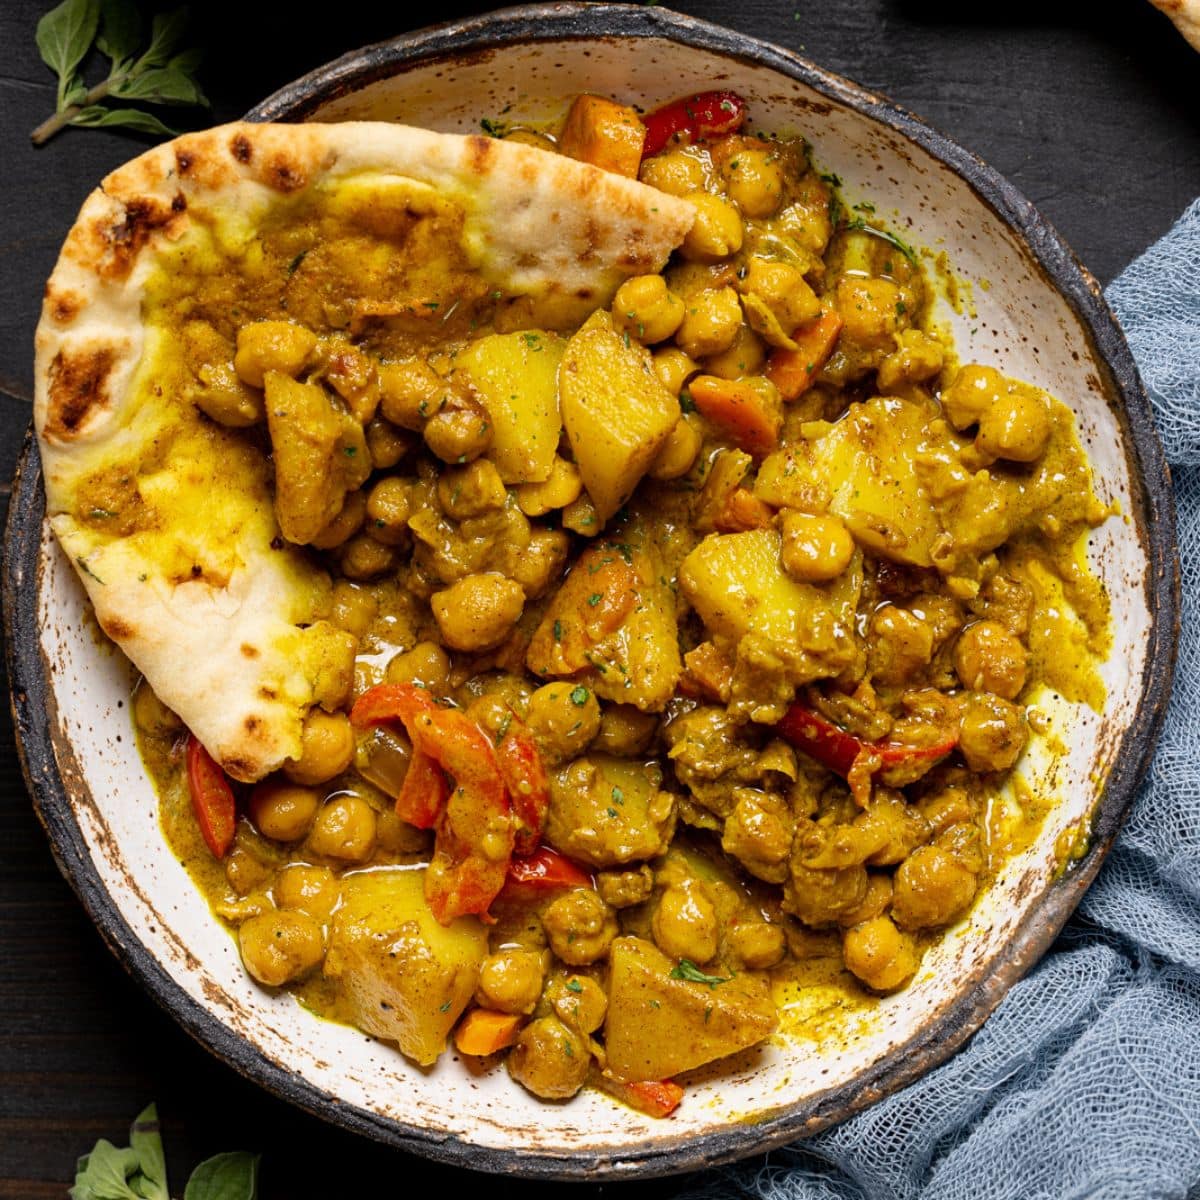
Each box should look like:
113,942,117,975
4,2,1178,1179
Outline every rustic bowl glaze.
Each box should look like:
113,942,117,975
4,2,1178,1179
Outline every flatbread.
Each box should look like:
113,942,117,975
1149,0,1200,48
34,120,694,782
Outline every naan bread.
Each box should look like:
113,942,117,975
1150,0,1200,48
34,121,694,781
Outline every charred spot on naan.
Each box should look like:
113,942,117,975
44,343,120,442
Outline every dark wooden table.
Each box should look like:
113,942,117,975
2,1,1198,1194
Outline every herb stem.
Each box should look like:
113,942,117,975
31,70,124,145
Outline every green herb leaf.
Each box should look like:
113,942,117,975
565,978,583,993
138,7,190,68
669,959,730,987
183,1152,259,1200
570,685,589,706
111,65,208,107
70,1138,142,1200
129,1104,168,1200
495,712,513,745
36,0,100,108
95,0,141,69
70,106,177,136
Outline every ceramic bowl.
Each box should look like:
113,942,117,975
4,2,1178,1179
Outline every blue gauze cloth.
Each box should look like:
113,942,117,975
692,198,1200,1200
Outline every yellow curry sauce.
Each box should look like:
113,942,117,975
130,92,1111,1114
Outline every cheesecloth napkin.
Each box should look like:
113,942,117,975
695,198,1200,1200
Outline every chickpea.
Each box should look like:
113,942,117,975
721,147,786,218
843,915,920,991
721,789,792,884
638,147,707,196
977,386,1052,463
835,276,902,350
476,948,546,1015
309,490,366,551
702,324,767,381
437,459,507,520
193,363,263,427
364,415,413,469
780,510,855,582
510,529,570,599
892,845,977,930
386,640,451,690
652,347,701,396
738,259,821,344
954,620,1027,699
561,493,601,536
378,358,444,431
869,604,935,686
307,793,377,862
612,275,686,344
248,781,321,842
338,532,399,581
877,329,945,393
330,580,377,639
649,415,703,481
507,1016,590,1100
423,395,493,464
234,321,317,389
541,888,618,965
517,457,583,517
680,192,744,262
652,879,719,963
132,682,181,737
785,862,869,928
676,286,744,359
274,863,340,922
224,842,272,897
592,704,658,756
364,477,412,545
525,682,601,763
546,974,607,1034
958,691,1028,773
596,864,654,910
431,573,525,653
727,921,787,970
285,711,354,786
238,910,324,986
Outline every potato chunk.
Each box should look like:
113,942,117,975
264,372,369,545
324,868,488,1066
558,310,680,523
603,937,777,1082
755,396,944,567
454,332,565,484
527,528,681,711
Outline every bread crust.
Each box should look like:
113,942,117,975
34,121,693,781
1150,0,1200,48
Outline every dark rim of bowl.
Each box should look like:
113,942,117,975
5,2,1179,1181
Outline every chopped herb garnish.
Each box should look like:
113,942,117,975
670,959,730,987
611,786,624,805
439,999,452,1012
553,619,563,642
494,712,513,745
480,117,507,137
570,685,589,706
75,555,105,585
287,249,309,275
566,978,583,994
679,389,697,414
587,593,602,607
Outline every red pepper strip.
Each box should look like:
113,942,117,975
641,90,747,158
500,845,593,903
607,1078,685,1119
494,711,550,857
776,703,957,778
349,682,439,730
185,735,236,859
393,746,448,829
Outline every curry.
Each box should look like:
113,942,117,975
133,90,1111,1117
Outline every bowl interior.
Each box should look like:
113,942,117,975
20,10,1167,1178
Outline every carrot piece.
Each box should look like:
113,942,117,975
687,375,782,459
455,1009,524,1057
559,94,646,178
603,1078,685,1118
714,486,774,532
765,307,844,401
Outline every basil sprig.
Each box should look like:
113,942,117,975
70,1103,259,1200
31,0,208,146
